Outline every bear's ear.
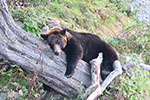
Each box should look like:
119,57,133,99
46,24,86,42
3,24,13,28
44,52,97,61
60,29,67,35
40,34,49,40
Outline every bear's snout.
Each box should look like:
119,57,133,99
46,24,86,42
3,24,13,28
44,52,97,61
53,44,62,56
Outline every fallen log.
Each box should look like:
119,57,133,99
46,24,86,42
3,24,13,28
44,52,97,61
0,0,91,98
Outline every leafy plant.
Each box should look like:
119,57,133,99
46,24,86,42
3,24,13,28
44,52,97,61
120,67,150,100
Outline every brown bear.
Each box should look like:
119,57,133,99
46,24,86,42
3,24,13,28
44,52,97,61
40,27,118,80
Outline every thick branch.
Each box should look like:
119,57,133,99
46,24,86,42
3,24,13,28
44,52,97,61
86,58,122,100
0,0,91,98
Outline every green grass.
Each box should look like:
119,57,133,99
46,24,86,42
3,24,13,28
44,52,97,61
108,22,150,64
0,65,29,97
120,67,150,100
0,65,43,99
9,0,136,36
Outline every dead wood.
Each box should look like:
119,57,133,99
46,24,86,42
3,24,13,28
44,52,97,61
85,54,122,100
0,0,91,98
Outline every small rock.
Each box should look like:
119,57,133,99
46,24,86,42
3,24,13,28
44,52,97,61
47,18,62,29
18,90,23,96
15,21,25,28
0,93,8,100
8,91,19,99
131,0,150,21
41,26,49,33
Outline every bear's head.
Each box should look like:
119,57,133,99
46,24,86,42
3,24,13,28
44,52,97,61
40,27,71,55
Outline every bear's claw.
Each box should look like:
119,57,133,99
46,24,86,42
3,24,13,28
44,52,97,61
65,72,74,78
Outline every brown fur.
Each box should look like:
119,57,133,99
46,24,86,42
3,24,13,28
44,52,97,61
41,27,69,49
41,27,118,79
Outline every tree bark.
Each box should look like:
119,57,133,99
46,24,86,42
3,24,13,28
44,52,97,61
0,0,91,98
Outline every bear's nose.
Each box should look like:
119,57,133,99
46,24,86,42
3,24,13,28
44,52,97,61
53,44,62,56
54,51,59,56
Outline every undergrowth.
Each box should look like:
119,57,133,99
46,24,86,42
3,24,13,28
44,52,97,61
120,67,150,100
8,0,136,37
0,64,43,100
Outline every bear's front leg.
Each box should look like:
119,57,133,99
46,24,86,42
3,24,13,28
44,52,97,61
64,39,83,78
65,62,76,78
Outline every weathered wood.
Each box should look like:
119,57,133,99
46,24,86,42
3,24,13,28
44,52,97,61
0,0,91,98
86,60,122,100
85,53,103,94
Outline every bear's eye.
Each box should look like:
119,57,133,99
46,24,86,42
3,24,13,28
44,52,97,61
59,40,64,48
48,42,54,49
56,40,63,48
